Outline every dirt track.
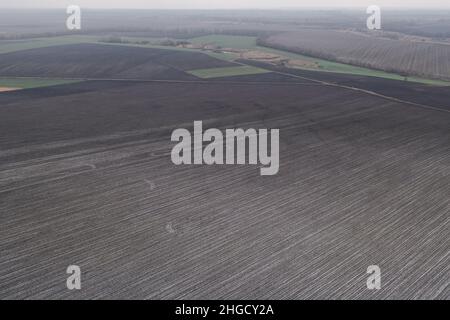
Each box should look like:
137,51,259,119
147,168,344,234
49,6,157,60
0,87,20,92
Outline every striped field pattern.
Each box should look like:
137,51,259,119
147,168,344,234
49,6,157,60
0,80,448,299
262,30,450,81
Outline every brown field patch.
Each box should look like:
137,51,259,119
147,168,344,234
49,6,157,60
287,59,319,69
0,87,21,92
241,50,280,61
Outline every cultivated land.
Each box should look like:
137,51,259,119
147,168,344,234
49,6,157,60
0,74,449,299
240,59,450,111
261,30,450,81
0,9,449,300
0,43,232,80
1,33,448,85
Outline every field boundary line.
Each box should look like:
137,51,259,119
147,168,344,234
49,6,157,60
0,76,322,87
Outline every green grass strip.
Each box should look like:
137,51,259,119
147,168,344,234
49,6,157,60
188,66,269,79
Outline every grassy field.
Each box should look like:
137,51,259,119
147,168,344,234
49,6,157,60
0,77,81,89
0,35,99,54
188,65,269,78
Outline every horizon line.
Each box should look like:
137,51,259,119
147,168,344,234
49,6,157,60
1,6,450,10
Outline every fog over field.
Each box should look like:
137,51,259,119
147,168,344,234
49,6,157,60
2,0,450,8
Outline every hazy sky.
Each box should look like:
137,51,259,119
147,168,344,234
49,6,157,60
1,0,449,9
